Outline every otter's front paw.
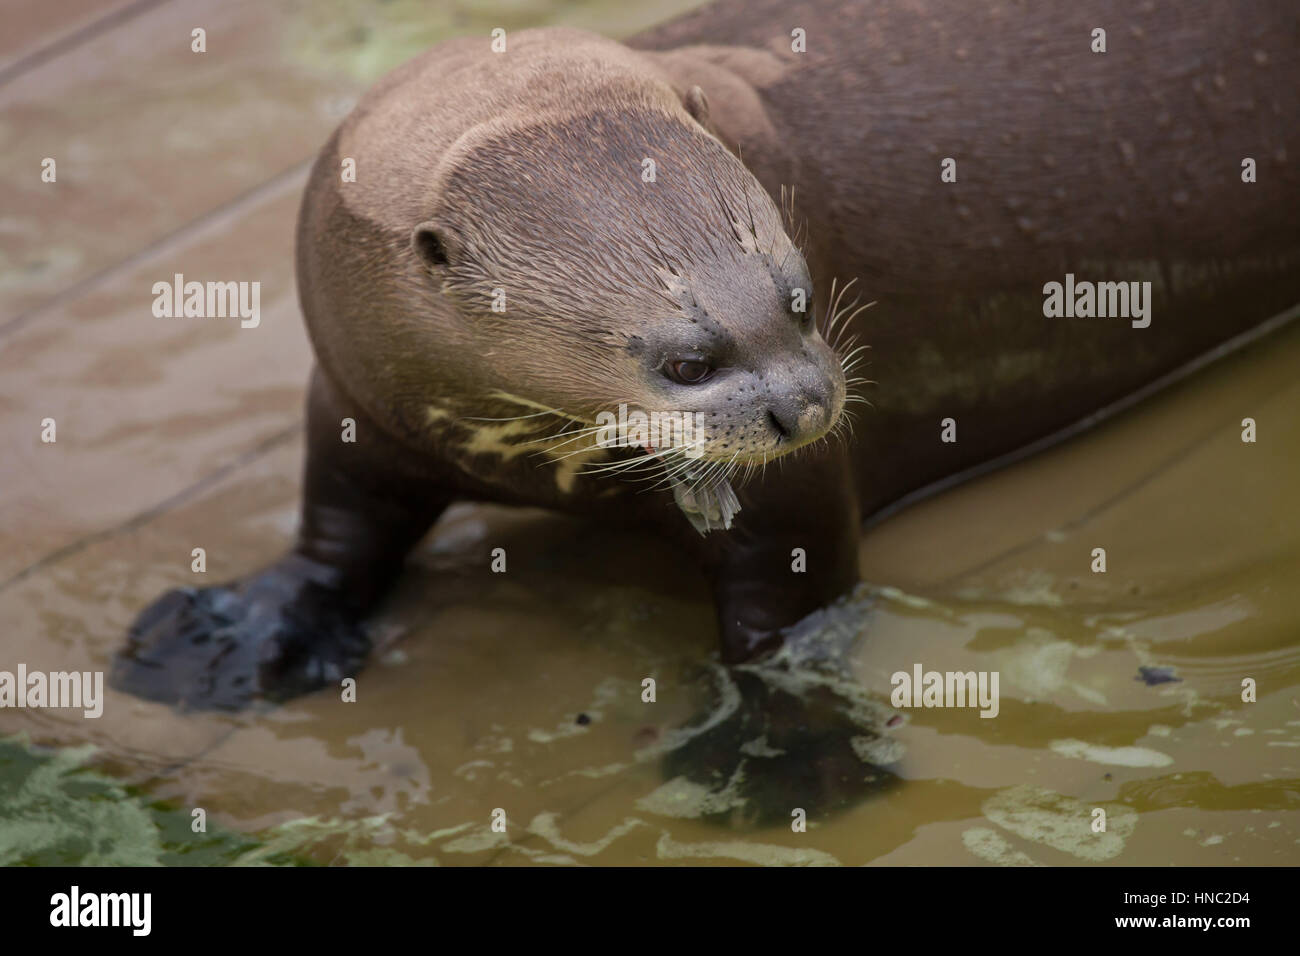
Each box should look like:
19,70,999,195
110,579,370,711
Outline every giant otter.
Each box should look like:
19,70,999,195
113,0,1300,710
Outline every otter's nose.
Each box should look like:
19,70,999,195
767,393,829,443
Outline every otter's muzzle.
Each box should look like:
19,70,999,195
768,390,834,445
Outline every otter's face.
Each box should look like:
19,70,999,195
628,233,847,465
411,106,848,469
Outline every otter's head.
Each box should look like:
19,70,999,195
411,97,850,525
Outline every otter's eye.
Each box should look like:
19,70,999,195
666,360,715,385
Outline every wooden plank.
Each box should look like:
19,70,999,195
0,0,156,76
0,170,311,583
0,0,352,322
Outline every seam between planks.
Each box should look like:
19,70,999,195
1,158,314,338
0,0,175,89
0,419,304,595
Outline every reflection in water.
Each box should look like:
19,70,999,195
652,589,902,828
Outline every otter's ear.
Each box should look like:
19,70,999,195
682,85,710,127
412,221,459,270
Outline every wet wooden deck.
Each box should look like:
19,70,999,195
0,0,709,787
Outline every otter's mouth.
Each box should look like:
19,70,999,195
639,418,845,535
626,438,740,534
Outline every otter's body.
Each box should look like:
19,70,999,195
114,0,1300,709
635,0,1300,512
